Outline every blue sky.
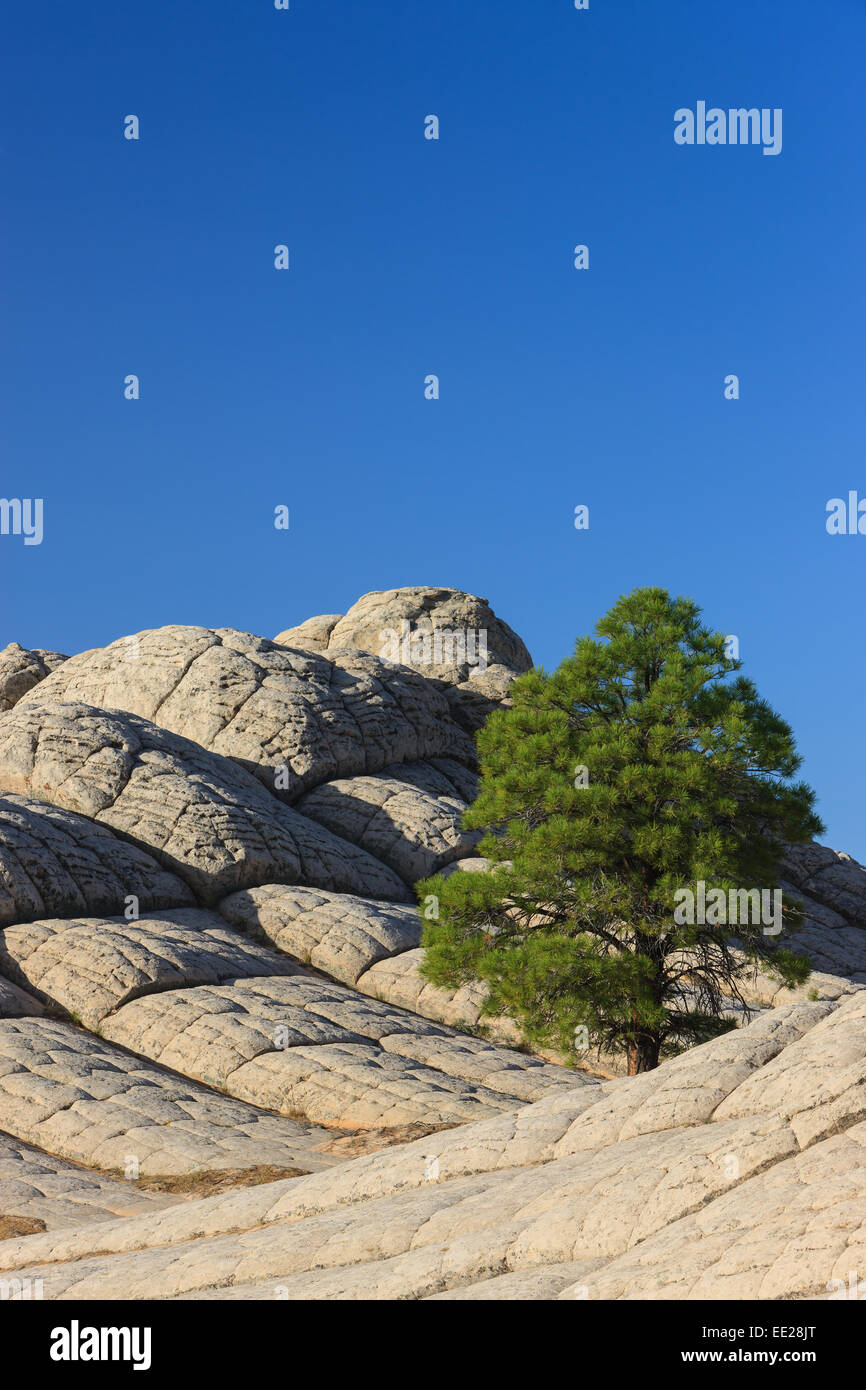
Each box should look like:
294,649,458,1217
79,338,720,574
2,0,864,857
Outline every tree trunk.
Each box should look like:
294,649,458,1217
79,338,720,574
628,912,664,1074
626,1033,661,1074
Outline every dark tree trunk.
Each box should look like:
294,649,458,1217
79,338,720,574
626,1033,661,1075
628,914,664,1074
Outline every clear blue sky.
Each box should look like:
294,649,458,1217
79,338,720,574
2,1,864,858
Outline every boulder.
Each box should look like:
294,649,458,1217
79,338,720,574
783,841,866,929
323,588,531,680
273,615,342,652
0,643,67,712
276,589,533,733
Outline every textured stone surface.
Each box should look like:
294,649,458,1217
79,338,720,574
348,858,520,1041
0,1018,340,1178
0,925,857,1299
783,842,866,928
19,626,475,800
272,615,342,653
356,948,521,1045
3,997,864,1300
444,666,523,733
571,1127,866,1300
0,910,303,1029
297,760,481,884
0,643,67,713
314,588,532,682
99,976,580,1129
718,868,866,1012
710,990,866,1147
275,589,533,734
218,885,422,985
0,1133,180,1233
0,793,194,928
0,976,44,1020
0,703,410,904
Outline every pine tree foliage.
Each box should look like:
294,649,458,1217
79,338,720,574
418,587,824,1073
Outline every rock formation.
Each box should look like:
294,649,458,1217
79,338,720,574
275,587,533,732
0,643,67,713
0,587,863,1300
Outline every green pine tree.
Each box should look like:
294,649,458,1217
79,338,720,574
418,587,824,1074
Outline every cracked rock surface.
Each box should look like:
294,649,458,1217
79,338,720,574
296,760,481,884
0,702,411,904
276,588,533,733
283,588,532,684
217,885,422,985
0,1132,181,1231
0,910,303,1029
0,793,194,926
19,625,475,798
2,997,865,1300
0,976,45,1020
0,644,67,713
0,1018,341,1178
98,976,578,1128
